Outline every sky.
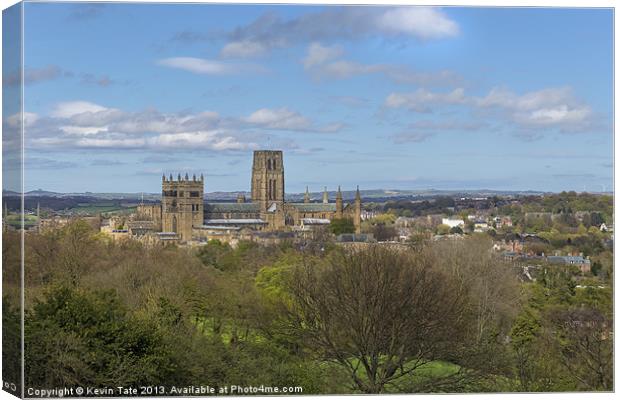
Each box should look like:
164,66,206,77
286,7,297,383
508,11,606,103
3,3,614,193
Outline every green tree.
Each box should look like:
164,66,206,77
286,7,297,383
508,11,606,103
329,218,355,235
436,224,450,235
25,286,174,388
449,226,463,234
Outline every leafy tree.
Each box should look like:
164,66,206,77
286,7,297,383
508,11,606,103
196,239,233,270
436,224,450,235
25,286,174,387
449,226,463,234
329,218,355,235
372,223,397,241
590,212,605,227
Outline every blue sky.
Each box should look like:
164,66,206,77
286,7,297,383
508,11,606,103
6,3,613,193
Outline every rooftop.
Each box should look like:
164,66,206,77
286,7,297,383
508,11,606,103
301,218,331,225
204,202,260,213
289,203,337,212
203,218,267,225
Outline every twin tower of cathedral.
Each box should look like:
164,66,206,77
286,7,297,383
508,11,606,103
153,150,362,241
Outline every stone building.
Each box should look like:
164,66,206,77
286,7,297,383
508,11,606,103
137,150,362,242
160,173,204,241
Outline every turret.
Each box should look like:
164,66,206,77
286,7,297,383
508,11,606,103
185,172,189,181
304,186,310,203
336,186,343,218
322,186,329,204
162,174,166,182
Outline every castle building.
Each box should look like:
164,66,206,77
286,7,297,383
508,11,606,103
137,150,362,242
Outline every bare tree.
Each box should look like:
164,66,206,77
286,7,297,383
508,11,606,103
286,245,472,393
427,237,521,345
548,307,612,390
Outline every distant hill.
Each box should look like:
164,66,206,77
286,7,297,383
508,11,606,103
4,188,554,201
3,187,610,213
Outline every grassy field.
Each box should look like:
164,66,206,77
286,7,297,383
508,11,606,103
192,316,496,393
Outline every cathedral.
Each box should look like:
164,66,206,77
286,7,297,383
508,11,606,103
137,150,362,242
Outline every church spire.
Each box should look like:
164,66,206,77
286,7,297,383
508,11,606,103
336,186,343,217
304,186,310,203
355,185,361,201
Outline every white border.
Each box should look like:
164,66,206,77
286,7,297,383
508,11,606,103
0,2,616,400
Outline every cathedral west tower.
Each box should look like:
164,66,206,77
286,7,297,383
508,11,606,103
251,150,284,212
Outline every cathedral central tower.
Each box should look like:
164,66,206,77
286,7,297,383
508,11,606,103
251,150,284,211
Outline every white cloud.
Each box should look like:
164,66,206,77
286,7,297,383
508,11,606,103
319,60,382,77
157,57,266,75
6,112,39,128
302,42,343,68
59,125,107,136
216,7,459,57
409,119,489,131
23,100,344,153
386,86,597,134
243,107,343,132
474,86,594,128
51,101,108,118
148,131,256,151
244,108,312,130
302,43,460,87
393,132,435,143
385,88,466,112
516,105,592,126
375,7,459,39
220,40,268,58
75,137,147,148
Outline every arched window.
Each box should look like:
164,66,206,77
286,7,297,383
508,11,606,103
267,159,272,170
172,216,177,233
273,159,277,169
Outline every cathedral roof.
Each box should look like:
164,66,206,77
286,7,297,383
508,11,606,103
204,202,261,213
203,219,267,225
288,203,337,212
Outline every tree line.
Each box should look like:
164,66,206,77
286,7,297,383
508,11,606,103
2,220,613,394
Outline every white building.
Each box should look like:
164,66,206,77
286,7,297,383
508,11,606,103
442,218,464,228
